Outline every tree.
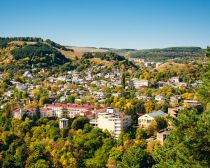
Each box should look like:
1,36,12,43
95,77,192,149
35,105,41,120
118,132,131,146
205,46,210,58
118,145,153,168
2,154,16,168
198,68,210,110
61,108,68,118
153,110,210,167
71,116,89,130
197,47,210,110
144,101,155,113
66,95,75,103
34,159,50,168
85,138,115,168
121,73,126,89
136,128,148,139
14,144,28,167
155,117,168,131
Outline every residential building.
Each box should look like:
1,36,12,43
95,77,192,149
156,62,162,68
138,110,167,128
128,58,144,63
155,95,166,102
144,62,152,67
13,107,55,119
168,107,184,117
170,95,181,105
130,78,148,89
183,100,199,107
156,128,171,145
23,71,33,78
169,76,179,83
47,103,95,118
178,82,187,87
90,108,131,139
16,83,28,92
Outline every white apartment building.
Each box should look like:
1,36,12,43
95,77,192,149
130,78,149,89
90,108,131,139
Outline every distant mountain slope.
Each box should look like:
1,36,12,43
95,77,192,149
0,37,136,72
66,46,109,53
112,47,204,62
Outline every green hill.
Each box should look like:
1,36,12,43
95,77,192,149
112,47,204,62
0,37,137,72
0,37,72,71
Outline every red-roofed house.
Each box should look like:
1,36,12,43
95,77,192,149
47,103,95,118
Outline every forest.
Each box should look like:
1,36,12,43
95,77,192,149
0,37,43,49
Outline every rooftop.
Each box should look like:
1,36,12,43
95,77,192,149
148,110,167,118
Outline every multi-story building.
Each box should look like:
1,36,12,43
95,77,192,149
47,103,95,118
130,78,148,89
13,107,54,119
90,108,131,139
138,110,167,128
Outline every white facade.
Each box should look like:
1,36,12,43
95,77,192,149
155,95,166,101
47,104,94,118
130,78,148,89
59,118,69,129
90,108,131,139
169,77,180,83
138,110,167,128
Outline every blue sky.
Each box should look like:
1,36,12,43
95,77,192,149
0,0,210,49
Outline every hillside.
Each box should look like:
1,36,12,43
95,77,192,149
66,46,109,53
0,38,72,71
112,47,204,62
0,37,137,72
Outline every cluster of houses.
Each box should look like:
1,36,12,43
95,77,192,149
0,63,203,143
12,93,201,142
13,104,131,139
128,58,162,68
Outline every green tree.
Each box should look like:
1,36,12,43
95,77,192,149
118,145,153,168
153,110,210,167
14,144,28,167
198,47,210,110
66,95,75,103
71,116,89,130
61,108,68,118
34,159,50,168
2,154,16,168
155,116,168,131
85,138,115,168
35,106,41,120
121,73,126,89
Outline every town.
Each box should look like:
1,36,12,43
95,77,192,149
1,51,203,143
0,35,209,168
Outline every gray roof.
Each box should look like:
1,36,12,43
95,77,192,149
148,110,167,118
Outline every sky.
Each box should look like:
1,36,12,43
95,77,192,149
0,0,210,49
